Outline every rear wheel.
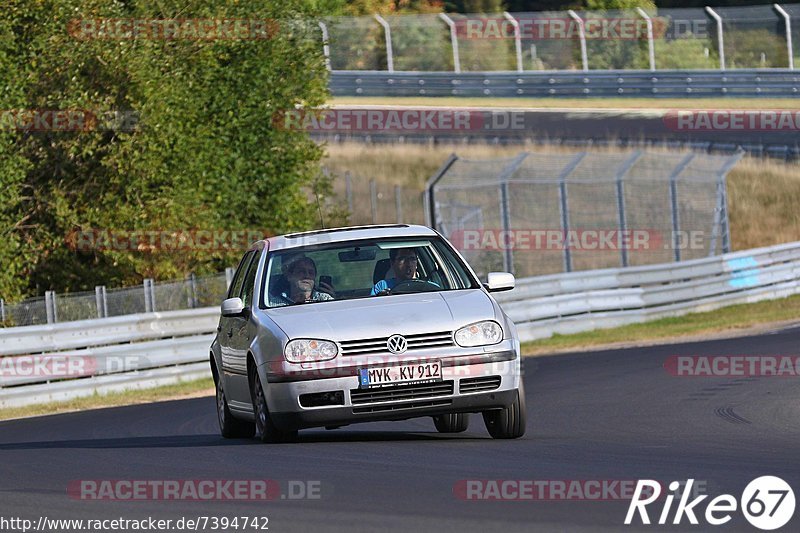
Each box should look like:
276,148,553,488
251,371,298,443
482,381,526,439
432,413,469,433
216,376,255,438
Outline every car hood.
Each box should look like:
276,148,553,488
266,289,496,341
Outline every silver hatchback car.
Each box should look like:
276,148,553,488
210,224,526,442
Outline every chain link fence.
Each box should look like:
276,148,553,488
427,150,742,279
320,4,799,72
327,168,426,226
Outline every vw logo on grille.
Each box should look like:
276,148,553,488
387,334,408,354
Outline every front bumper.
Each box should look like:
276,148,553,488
264,350,520,430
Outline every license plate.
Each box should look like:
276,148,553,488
358,360,442,388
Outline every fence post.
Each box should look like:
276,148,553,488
345,171,354,214
425,154,459,231
670,154,695,262
144,279,153,313
503,12,524,72
774,4,794,70
705,7,726,70
556,152,587,273
0,298,5,323
568,10,588,71
95,286,105,318
370,179,378,223
395,185,403,223
225,267,235,289
374,14,394,72
615,152,643,268
499,182,514,274
45,290,57,324
636,8,656,71
439,13,461,73
318,21,331,71
188,273,198,309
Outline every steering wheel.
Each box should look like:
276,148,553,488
389,279,440,294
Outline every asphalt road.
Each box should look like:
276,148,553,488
2,326,799,532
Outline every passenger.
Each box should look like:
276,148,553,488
371,248,431,295
269,257,333,306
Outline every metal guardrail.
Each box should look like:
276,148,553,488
2,240,800,408
329,70,800,98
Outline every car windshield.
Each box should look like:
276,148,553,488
262,237,479,308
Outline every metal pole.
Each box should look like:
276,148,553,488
615,152,643,267
556,152,588,273
395,185,403,223
189,273,198,309
318,21,331,71
705,7,726,70
95,286,104,318
369,179,378,224
1,298,5,323
345,171,354,214
101,286,108,317
503,12,523,72
424,153,459,230
374,15,394,72
500,182,513,274
45,290,57,324
669,154,695,262
439,13,461,73
144,279,153,313
568,10,588,71
775,4,795,70
636,7,656,71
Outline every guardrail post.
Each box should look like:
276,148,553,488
670,154,695,262
370,179,378,223
774,4,794,70
225,267,235,289
503,12,524,72
439,13,461,73
395,185,403,223
188,273,198,309
705,7,726,70
374,14,394,72
568,10,588,71
45,290,57,324
318,21,331,72
345,171,354,214
636,8,656,71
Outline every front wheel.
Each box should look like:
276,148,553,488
432,413,469,433
482,381,526,439
216,377,255,439
251,371,298,443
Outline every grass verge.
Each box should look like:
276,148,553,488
0,377,214,422
331,96,800,110
521,293,800,356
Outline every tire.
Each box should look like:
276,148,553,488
216,376,255,439
432,413,469,433
251,370,298,443
482,381,527,439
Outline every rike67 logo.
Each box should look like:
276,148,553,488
625,477,795,530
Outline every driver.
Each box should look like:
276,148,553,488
371,248,424,295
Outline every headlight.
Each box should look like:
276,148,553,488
284,339,338,363
454,321,503,347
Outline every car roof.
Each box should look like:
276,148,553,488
262,224,438,251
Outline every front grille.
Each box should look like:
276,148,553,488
350,380,454,405
353,399,452,414
339,331,454,356
459,375,502,394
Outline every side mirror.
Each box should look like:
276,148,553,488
484,272,515,292
221,297,246,317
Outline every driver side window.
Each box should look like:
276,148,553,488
241,251,262,308
227,251,254,299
